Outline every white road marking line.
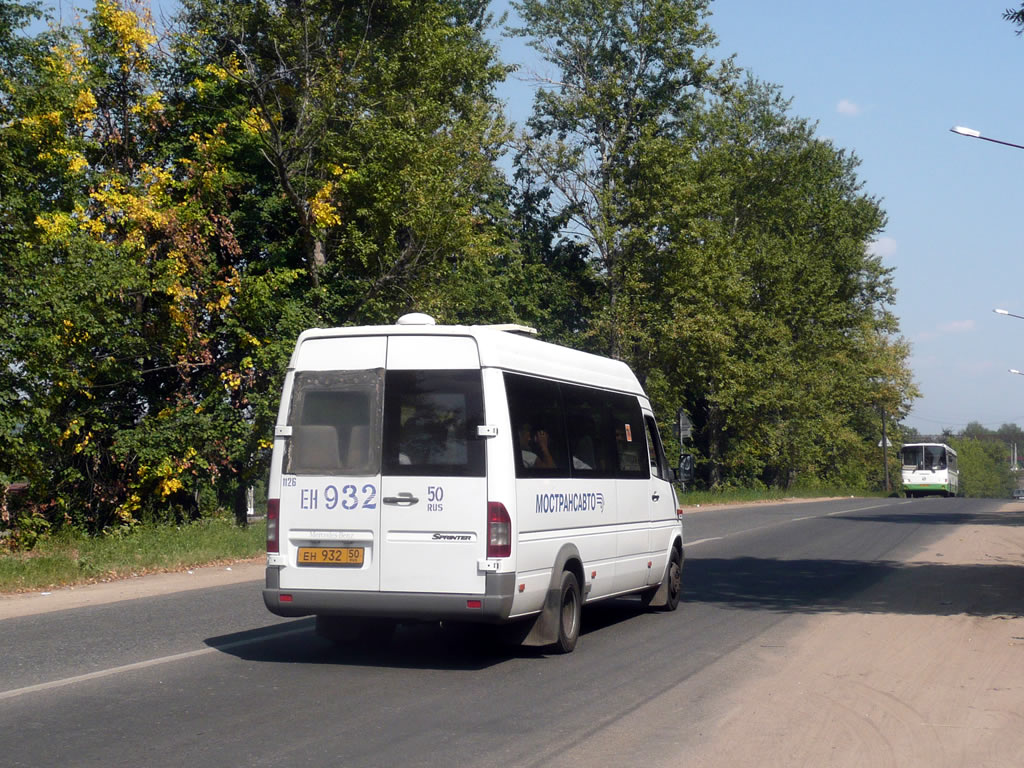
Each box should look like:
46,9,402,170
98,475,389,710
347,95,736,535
690,501,912,546
826,503,891,516
0,626,309,702
685,536,724,547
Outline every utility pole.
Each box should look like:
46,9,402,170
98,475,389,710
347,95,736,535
881,408,890,492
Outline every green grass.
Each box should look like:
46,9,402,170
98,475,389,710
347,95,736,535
0,516,266,593
679,486,877,507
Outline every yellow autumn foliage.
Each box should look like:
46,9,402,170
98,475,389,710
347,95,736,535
94,0,157,73
310,182,341,229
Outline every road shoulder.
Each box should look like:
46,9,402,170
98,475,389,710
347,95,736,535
0,558,265,620
678,501,1024,767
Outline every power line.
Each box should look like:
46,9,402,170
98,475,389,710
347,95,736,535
905,413,1024,430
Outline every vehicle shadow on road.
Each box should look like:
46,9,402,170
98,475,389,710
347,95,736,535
685,556,1024,618
205,599,654,670
204,616,612,670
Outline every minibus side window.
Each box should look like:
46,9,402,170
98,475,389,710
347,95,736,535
505,373,570,478
285,369,384,475
381,370,485,477
563,383,617,478
644,415,668,480
610,395,649,479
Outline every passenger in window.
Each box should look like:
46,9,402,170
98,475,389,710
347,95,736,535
518,422,556,468
399,406,445,465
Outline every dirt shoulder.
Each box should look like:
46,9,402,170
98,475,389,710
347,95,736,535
0,558,266,620
677,501,1024,767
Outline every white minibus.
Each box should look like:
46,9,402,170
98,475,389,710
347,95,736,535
263,313,687,653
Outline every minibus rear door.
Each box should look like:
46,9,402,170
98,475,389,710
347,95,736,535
378,335,487,595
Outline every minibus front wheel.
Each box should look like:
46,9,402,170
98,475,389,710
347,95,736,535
643,545,683,611
663,547,683,611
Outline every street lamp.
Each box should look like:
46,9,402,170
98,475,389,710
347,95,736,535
950,126,1024,151
1000,315,1024,375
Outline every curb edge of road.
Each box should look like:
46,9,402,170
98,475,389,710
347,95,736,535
0,559,266,620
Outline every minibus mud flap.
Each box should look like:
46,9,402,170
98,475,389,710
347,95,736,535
521,543,585,647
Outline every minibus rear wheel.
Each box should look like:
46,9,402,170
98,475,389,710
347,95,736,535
553,570,581,654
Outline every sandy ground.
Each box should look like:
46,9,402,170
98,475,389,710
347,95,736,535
679,501,1024,768
3,501,1023,766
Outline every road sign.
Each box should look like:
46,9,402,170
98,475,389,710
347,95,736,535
678,409,693,442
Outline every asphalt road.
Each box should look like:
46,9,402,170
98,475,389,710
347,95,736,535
0,495,1010,767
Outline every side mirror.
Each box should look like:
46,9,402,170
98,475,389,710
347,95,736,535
674,453,694,486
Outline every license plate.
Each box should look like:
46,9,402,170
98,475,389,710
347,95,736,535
297,546,364,567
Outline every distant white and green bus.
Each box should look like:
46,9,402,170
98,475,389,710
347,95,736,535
900,443,958,498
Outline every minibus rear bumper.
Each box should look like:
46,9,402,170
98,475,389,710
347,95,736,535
262,567,516,623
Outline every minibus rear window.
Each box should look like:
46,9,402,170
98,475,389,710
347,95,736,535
285,369,384,475
381,370,485,477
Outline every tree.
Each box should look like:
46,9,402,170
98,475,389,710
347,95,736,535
1,0,59,539
2,0,526,543
509,3,917,490
1005,4,1024,33
0,0,254,534
173,0,515,324
510,0,728,357
504,174,601,345
633,77,916,488
167,0,522,519
951,437,1015,498
1,0,299,536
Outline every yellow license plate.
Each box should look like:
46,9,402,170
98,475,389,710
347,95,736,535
297,546,364,567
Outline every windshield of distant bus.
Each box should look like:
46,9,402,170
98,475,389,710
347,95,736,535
900,445,947,471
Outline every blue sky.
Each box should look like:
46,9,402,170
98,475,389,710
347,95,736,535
492,1,1024,435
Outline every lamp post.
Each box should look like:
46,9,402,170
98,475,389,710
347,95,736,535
951,126,1024,151
869,374,891,493
996,308,1024,321
881,409,890,492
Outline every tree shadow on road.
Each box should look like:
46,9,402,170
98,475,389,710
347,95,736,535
840,509,1024,527
685,556,1024,618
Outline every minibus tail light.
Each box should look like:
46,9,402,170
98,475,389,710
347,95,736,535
487,502,511,558
267,498,280,554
